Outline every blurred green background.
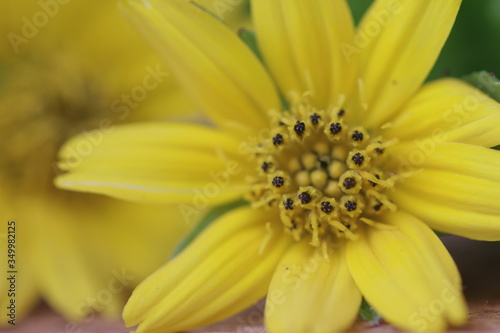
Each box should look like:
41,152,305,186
347,0,500,80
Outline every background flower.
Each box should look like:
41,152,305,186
0,0,248,325
54,0,500,332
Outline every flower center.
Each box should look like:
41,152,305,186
0,51,105,196
246,101,399,246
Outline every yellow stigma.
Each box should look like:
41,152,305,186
246,99,399,246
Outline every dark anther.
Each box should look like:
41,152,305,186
261,161,271,172
310,113,321,125
298,191,312,204
375,148,385,154
369,174,380,187
337,109,345,117
293,121,306,137
272,176,285,187
344,200,357,212
278,121,286,126
373,203,383,211
283,198,294,210
352,130,364,141
321,201,334,214
319,159,329,169
273,134,284,146
329,122,342,135
352,153,364,166
343,177,357,189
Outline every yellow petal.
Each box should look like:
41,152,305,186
252,0,356,107
123,206,291,333
383,78,500,147
265,241,361,333
346,212,467,332
193,0,252,32
387,142,500,241
120,0,280,135
357,0,461,127
86,198,192,286
55,122,248,205
394,191,500,242
398,170,500,215
28,199,123,320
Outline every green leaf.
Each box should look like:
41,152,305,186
359,299,382,325
238,28,264,63
238,28,289,111
171,199,248,258
463,71,500,103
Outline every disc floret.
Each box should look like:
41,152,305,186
246,100,398,246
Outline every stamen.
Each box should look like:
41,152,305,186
310,113,321,126
298,191,312,204
309,214,320,247
351,130,363,141
283,198,294,210
366,189,397,212
351,153,364,166
345,200,357,211
245,98,400,246
343,177,356,189
272,176,285,188
347,150,371,169
366,138,398,154
330,123,342,135
293,121,306,138
261,161,271,172
273,134,284,146
298,186,321,209
321,201,334,214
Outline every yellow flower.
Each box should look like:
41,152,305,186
0,0,205,325
56,0,500,332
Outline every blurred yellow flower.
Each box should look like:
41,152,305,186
55,0,500,332
0,0,248,325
